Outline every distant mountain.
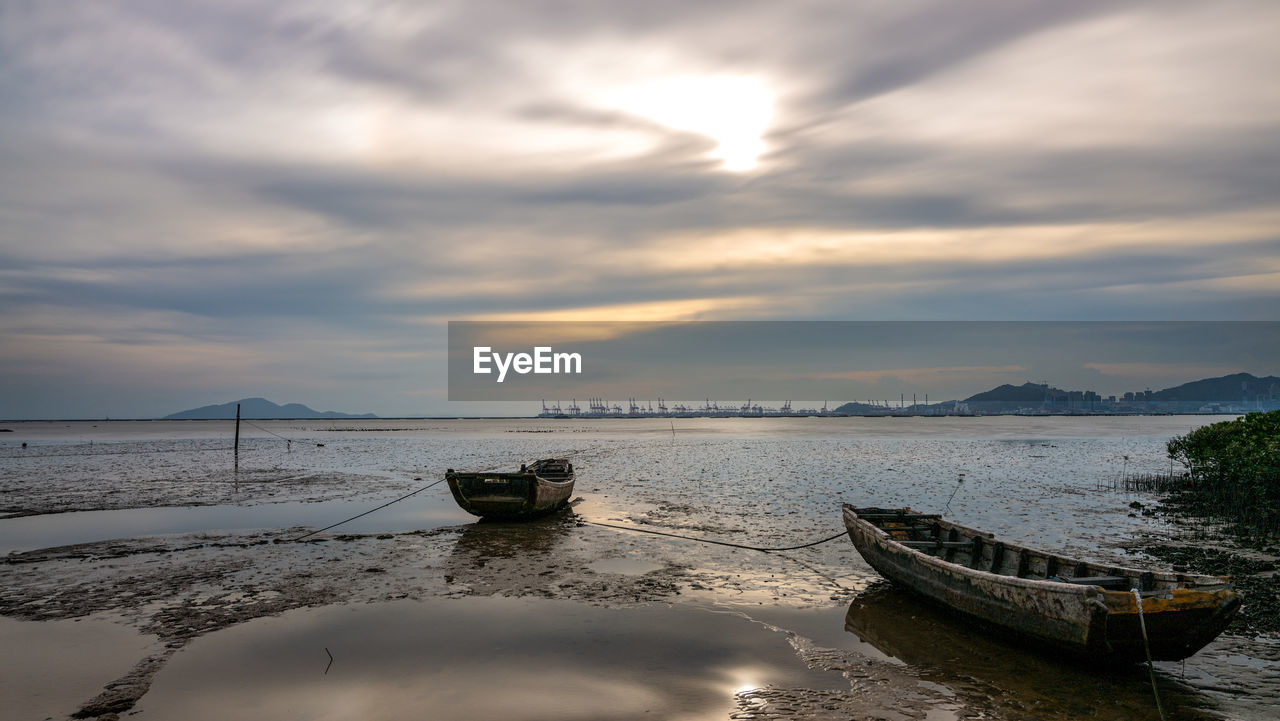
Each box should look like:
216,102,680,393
824,371,1278,416
964,382,1066,403
1149,372,1280,401
164,397,377,420
959,372,1278,409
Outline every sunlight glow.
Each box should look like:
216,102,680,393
613,76,773,171
624,209,1280,272
455,296,782,322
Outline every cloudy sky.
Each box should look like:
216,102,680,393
2,1,1278,418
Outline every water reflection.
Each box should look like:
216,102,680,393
136,597,844,721
843,583,1223,721
449,510,579,559
0,616,157,721
442,511,580,596
0,488,472,554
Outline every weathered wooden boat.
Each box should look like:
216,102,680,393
842,504,1240,662
446,459,575,520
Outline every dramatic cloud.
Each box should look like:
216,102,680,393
1,1,1278,417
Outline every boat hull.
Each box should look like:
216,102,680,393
843,505,1239,662
447,461,574,520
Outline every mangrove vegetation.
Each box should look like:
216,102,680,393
1166,410,1280,542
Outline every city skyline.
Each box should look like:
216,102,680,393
97,368,1280,421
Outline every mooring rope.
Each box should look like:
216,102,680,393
1133,589,1168,721
286,478,447,542
240,419,298,443
586,520,848,552
283,457,850,558
287,477,850,554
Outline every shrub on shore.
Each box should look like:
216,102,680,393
1166,410,1280,541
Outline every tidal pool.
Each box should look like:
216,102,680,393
132,597,847,721
0,615,157,721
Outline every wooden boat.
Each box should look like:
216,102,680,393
842,504,1240,662
446,459,575,520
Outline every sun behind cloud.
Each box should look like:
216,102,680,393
608,75,774,171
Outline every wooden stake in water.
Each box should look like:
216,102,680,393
234,402,240,471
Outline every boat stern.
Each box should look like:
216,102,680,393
1093,585,1242,661
445,470,538,518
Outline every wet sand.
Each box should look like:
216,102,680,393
2,418,1277,720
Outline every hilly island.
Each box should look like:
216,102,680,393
831,372,1280,416
164,397,377,420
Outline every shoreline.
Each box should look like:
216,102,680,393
0,410,1259,424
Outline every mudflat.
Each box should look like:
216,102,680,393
2,418,1276,720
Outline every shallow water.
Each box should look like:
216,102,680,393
129,589,1280,721
133,597,847,721
0,491,473,554
3,415,1274,720
0,615,157,721
0,415,1214,555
